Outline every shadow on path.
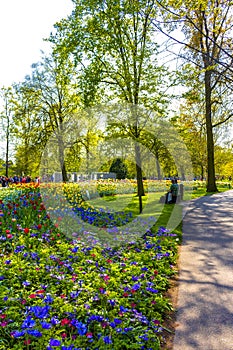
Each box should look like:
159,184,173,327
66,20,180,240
173,190,233,350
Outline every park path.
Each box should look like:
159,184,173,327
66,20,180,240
173,190,233,350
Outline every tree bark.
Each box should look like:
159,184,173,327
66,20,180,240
205,70,218,192
135,143,145,213
57,133,68,182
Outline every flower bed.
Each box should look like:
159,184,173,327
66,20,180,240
0,185,178,350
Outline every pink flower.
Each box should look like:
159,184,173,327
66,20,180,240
24,339,31,345
86,332,93,338
29,294,37,299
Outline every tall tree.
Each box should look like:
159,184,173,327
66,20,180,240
50,0,169,211
0,87,15,178
155,0,233,191
28,53,81,182
12,82,45,176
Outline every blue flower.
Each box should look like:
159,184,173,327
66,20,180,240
41,321,52,329
29,305,50,319
141,267,148,271
120,305,128,312
31,252,40,260
51,316,60,325
13,330,25,338
132,283,141,291
139,334,149,341
116,327,122,333
14,245,25,253
103,335,112,344
146,287,158,293
114,318,122,324
21,316,36,329
44,295,54,304
27,329,42,337
71,320,87,336
124,327,133,332
50,338,61,346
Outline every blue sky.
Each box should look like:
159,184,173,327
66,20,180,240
0,0,73,86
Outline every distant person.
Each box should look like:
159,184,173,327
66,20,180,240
169,179,179,203
35,177,40,185
0,176,7,187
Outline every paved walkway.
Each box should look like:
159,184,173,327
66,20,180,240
173,190,233,350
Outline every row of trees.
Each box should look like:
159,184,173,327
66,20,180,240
0,0,233,194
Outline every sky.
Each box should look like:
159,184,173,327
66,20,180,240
0,0,74,87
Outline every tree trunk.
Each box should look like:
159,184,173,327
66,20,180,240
155,151,162,180
135,143,145,213
57,134,68,182
5,125,9,178
5,100,10,178
205,70,218,192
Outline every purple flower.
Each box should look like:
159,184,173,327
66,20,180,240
31,252,40,260
23,281,31,286
70,291,80,298
132,275,139,281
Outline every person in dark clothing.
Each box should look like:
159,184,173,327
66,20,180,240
169,179,179,203
0,176,8,187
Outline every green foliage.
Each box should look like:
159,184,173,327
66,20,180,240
109,158,128,179
0,184,179,349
